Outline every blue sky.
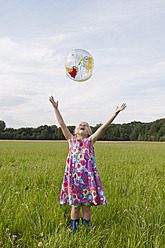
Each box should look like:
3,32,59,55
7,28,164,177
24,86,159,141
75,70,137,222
0,0,165,128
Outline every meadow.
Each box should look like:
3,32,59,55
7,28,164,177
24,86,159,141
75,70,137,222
0,141,164,248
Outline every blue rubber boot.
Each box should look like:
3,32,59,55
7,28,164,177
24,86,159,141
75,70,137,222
71,219,79,236
82,218,91,231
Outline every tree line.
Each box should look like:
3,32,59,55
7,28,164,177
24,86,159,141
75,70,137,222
0,118,165,141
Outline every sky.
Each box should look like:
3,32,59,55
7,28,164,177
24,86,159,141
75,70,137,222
0,0,165,129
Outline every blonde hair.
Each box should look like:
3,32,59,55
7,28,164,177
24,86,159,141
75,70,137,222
74,122,92,137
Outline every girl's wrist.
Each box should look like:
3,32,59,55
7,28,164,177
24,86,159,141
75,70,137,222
114,111,119,116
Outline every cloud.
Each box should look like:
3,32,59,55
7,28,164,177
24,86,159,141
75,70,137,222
0,0,165,128
0,95,29,110
0,36,65,75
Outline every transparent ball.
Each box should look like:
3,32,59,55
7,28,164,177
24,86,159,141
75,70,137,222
65,49,94,82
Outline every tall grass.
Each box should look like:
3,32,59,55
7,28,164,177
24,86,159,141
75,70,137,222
0,141,164,247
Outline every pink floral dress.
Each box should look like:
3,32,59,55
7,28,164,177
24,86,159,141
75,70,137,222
60,137,107,206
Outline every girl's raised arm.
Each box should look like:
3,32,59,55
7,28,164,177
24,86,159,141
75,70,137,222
49,96,73,143
90,103,127,146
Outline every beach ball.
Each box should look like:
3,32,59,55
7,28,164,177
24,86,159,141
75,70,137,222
65,49,94,82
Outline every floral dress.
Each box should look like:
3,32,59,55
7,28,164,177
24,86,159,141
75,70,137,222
60,137,107,206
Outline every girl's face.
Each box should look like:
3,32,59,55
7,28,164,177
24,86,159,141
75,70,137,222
76,122,89,138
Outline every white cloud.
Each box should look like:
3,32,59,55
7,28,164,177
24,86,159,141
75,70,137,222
0,0,165,128
0,36,65,75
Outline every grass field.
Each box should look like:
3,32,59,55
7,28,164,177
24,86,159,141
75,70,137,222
0,141,164,247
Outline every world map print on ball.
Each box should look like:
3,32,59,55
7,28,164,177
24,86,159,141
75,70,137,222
65,49,94,82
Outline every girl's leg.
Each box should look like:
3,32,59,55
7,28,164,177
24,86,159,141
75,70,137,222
82,205,91,221
71,205,81,235
82,205,91,231
71,205,81,220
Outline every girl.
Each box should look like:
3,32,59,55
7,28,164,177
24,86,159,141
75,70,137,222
49,96,126,235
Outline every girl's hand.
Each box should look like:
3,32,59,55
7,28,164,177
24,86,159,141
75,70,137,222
49,96,58,108
115,103,127,115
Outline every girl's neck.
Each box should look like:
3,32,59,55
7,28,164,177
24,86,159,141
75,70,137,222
75,134,87,141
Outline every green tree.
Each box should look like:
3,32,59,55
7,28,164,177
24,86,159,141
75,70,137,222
0,118,165,141
21,132,27,140
0,120,6,132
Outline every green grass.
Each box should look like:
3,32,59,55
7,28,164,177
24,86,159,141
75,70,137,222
0,141,164,247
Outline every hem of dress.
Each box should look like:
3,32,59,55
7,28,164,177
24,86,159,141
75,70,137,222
60,201,107,206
